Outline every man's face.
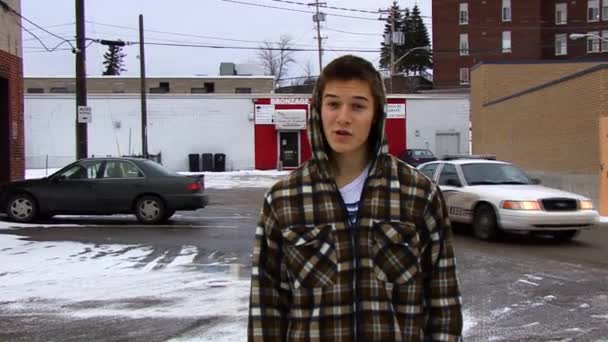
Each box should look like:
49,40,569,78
321,79,375,157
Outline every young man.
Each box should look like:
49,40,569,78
248,55,462,341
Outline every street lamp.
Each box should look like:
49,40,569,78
393,46,432,68
569,33,608,42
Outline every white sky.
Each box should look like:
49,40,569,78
21,0,431,78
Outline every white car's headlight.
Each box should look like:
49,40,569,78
578,200,594,210
501,200,541,210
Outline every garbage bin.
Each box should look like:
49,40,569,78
202,153,214,172
188,153,200,172
214,153,226,172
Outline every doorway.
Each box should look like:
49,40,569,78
279,131,300,168
436,132,461,158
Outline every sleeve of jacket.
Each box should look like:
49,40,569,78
423,185,463,342
248,191,291,341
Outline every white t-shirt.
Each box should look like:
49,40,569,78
339,164,370,227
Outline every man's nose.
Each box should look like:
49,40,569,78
335,106,352,125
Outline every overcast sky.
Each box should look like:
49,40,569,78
21,0,431,78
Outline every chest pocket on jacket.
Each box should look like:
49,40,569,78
282,224,338,289
372,221,421,285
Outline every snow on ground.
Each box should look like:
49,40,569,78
25,168,290,189
0,233,480,340
0,233,250,320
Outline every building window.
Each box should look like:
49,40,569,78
460,33,469,55
235,87,252,94
588,0,600,21
602,30,608,51
555,34,568,56
150,81,170,94
50,87,69,93
555,3,568,24
459,68,470,85
204,82,215,93
459,3,468,25
502,31,512,53
587,31,600,53
26,87,44,94
502,0,511,22
603,0,608,20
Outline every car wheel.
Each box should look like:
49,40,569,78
551,230,579,242
135,195,166,224
473,204,500,241
6,193,38,223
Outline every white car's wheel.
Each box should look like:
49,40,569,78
473,204,501,241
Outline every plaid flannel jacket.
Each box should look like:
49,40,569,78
248,76,462,341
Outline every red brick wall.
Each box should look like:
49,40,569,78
432,0,608,88
0,49,24,182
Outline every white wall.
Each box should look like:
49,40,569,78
25,95,255,171
406,96,470,157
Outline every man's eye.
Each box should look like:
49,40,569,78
326,102,339,108
353,104,366,111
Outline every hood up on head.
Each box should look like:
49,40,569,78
307,69,390,180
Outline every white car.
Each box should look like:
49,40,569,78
418,157,600,241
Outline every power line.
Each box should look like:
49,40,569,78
325,27,378,36
86,21,377,51
268,0,378,14
219,0,379,21
0,0,76,50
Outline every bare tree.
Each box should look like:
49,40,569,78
257,35,296,87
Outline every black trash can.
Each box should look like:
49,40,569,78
202,153,214,172
188,153,200,172
214,153,226,172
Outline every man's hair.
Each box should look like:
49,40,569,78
312,55,386,123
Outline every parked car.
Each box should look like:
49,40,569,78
418,157,600,241
399,148,437,167
0,157,209,224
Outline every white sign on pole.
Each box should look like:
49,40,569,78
385,103,406,119
255,104,275,124
78,106,92,123
275,110,307,130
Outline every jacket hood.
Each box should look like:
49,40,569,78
307,78,390,180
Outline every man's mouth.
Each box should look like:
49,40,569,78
335,129,352,136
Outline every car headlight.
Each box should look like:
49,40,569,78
501,200,541,210
579,200,594,210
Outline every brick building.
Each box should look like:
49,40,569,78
471,60,608,213
0,0,24,183
24,76,275,95
432,0,608,88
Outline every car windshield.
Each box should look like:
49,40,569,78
142,160,180,176
413,150,434,157
461,163,532,185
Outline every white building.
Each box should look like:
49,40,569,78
25,93,470,171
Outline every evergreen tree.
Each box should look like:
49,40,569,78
102,42,127,76
407,5,432,74
379,1,403,70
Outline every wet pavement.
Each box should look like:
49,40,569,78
1,187,608,341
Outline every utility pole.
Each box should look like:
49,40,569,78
379,5,404,93
309,1,326,74
75,0,87,159
139,14,148,158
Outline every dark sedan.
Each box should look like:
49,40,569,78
0,158,208,224
398,148,438,167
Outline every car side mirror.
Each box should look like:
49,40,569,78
53,175,67,182
447,178,462,187
532,178,542,185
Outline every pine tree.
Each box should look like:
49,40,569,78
408,5,432,74
395,7,412,74
379,1,403,70
102,42,127,76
